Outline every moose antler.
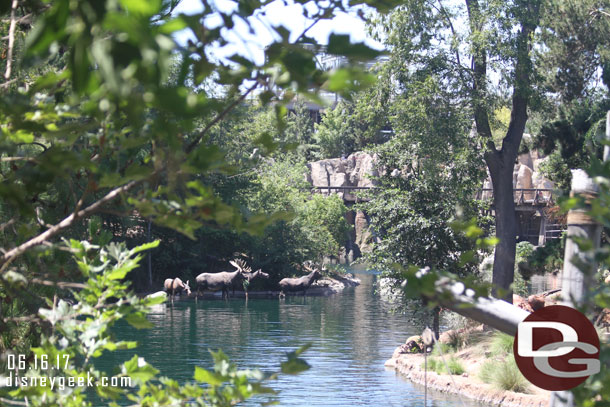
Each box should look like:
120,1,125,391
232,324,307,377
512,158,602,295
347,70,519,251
230,258,252,273
303,261,318,273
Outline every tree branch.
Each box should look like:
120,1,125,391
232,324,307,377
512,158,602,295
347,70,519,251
501,5,540,160
432,0,461,67
4,0,19,81
0,180,142,272
465,0,495,152
30,278,87,289
185,80,260,154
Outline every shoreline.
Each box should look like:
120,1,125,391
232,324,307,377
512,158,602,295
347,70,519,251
385,333,551,407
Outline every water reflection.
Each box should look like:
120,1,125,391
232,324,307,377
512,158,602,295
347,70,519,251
99,272,486,406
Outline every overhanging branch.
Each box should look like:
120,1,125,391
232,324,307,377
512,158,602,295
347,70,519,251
0,180,142,272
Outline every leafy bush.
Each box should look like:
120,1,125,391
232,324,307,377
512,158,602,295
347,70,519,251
0,240,309,406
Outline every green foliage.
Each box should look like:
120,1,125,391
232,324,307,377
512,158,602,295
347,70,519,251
490,332,514,356
0,241,308,406
242,160,351,277
518,236,565,279
313,102,357,159
479,357,529,393
494,357,530,393
532,100,610,191
431,343,455,356
513,241,535,296
422,355,465,376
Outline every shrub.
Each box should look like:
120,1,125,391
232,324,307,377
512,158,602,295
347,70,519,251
493,357,530,393
431,342,455,356
421,355,465,375
444,356,466,375
490,332,514,356
478,359,500,383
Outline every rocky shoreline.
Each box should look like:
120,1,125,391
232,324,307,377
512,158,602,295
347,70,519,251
385,343,550,407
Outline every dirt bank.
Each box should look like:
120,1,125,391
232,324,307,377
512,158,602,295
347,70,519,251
385,336,550,407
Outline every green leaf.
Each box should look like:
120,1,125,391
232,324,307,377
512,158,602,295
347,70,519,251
280,358,310,375
281,344,311,374
194,367,224,386
143,291,167,306
125,312,153,329
119,0,162,17
327,34,383,60
3,271,28,286
130,240,160,255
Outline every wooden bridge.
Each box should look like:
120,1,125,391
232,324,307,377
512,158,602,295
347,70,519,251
312,186,556,207
312,185,562,246
310,185,376,202
476,188,555,208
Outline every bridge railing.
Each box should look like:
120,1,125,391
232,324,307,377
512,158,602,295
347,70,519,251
476,188,555,205
310,186,376,192
310,185,377,202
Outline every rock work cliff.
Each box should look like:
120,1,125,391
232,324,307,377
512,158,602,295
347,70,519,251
481,145,554,201
305,152,379,261
305,152,379,201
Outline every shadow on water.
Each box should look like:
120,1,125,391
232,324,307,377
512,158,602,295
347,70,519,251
97,271,488,406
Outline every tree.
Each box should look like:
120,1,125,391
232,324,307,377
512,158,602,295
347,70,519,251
373,0,608,301
359,69,488,336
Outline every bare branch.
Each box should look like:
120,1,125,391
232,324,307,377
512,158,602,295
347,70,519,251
4,0,19,81
0,157,36,162
0,180,142,272
30,278,87,289
0,397,28,406
0,77,18,89
0,217,17,233
185,80,260,154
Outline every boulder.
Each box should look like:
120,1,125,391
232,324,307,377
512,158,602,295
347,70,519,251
515,164,534,200
307,158,345,188
354,210,373,253
401,335,424,353
518,151,533,170
527,294,545,311
513,294,534,312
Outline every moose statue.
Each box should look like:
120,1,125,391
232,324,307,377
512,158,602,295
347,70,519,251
230,258,269,299
163,277,191,303
278,263,322,298
194,260,250,300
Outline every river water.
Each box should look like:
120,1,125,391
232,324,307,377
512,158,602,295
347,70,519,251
99,271,485,406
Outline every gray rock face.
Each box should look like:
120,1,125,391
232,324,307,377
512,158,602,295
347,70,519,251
485,147,554,202
306,152,379,261
306,152,378,201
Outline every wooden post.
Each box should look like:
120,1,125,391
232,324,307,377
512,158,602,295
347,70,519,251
550,111,608,407
538,210,547,246
147,218,153,289
604,110,610,161
559,170,601,308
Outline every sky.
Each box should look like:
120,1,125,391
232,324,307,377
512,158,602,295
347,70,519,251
172,0,384,66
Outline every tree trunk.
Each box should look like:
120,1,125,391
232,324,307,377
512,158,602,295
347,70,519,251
486,153,518,303
432,306,440,339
